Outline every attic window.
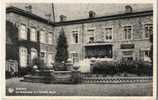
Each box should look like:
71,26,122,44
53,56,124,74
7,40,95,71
59,15,67,22
125,5,133,13
89,10,96,18
25,5,32,13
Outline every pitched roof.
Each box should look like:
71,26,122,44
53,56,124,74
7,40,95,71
6,6,153,26
6,6,55,26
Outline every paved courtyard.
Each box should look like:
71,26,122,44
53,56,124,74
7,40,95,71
6,78,152,96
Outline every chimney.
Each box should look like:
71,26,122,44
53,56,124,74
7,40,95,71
25,4,32,13
59,15,67,22
125,5,133,14
88,10,96,18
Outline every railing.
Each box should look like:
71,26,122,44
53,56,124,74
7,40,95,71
80,73,152,84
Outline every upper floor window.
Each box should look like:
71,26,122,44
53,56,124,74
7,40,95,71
144,24,152,39
48,33,53,44
72,31,79,44
18,24,27,40
87,29,95,43
40,30,46,43
104,28,112,41
30,27,37,42
124,26,132,40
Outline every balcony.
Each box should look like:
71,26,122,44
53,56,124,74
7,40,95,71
84,40,113,46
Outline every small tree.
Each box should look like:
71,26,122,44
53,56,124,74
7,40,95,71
55,28,69,63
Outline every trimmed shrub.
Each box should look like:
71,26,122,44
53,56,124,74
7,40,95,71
92,60,152,76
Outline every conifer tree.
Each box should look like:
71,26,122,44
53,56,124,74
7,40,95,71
55,28,68,63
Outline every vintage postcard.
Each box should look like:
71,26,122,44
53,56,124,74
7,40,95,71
0,0,157,100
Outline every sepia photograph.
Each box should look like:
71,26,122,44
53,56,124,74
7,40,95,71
5,2,154,97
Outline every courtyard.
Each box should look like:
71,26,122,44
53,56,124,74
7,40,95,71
6,78,152,96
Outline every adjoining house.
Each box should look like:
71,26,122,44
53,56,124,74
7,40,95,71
6,6,55,75
6,5,153,75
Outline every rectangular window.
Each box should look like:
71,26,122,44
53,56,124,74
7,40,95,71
30,27,37,42
40,31,46,43
19,47,28,67
40,52,47,64
71,53,79,63
122,50,133,61
19,24,27,40
47,53,54,66
124,26,132,40
87,29,95,43
104,28,112,41
144,24,152,39
140,50,151,62
72,31,79,44
48,33,53,44
122,51,133,55
122,57,133,61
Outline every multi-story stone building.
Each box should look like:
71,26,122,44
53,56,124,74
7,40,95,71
6,5,153,73
6,6,55,71
53,5,153,63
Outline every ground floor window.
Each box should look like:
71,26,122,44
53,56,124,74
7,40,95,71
140,49,151,62
122,50,133,61
19,47,28,67
47,53,54,66
122,57,133,61
71,52,79,63
40,51,47,64
31,48,37,61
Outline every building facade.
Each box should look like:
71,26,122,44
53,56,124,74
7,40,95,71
6,6,55,71
6,5,153,71
53,7,153,63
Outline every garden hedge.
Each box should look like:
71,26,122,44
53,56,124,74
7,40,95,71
92,60,152,76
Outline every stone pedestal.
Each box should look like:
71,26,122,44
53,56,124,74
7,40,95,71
23,69,54,83
72,71,81,83
23,69,81,84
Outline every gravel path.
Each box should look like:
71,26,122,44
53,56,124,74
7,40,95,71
6,78,152,96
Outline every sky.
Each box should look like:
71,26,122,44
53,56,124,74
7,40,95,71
7,3,153,22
